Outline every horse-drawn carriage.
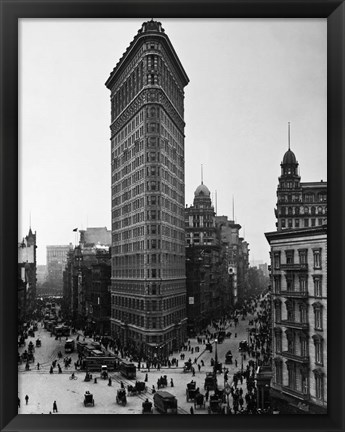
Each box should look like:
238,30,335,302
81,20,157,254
127,381,147,396
142,399,153,414
116,389,127,406
28,341,35,353
186,381,198,402
204,372,217,391
194,393,206,409
35,339,41,347
208,394,222,414
225,350,233,364
157,375,168,389
183,361,192,373
83,391,95,407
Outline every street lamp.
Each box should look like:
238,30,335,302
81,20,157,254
214,338,218,375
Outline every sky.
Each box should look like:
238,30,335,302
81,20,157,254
19,18,327,265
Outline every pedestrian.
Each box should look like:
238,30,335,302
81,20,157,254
235,333,237,338
25,395,29,405
121,381,124,389
53,401,58,413
235,359,238,368
192,367,195,377
108,377,112,386
18,397,20,408
37,362,40,370
152,385,156,394
145,373,148,382
205,390,209,402
170,378,174,387
190,406,194,414
198,363,201,372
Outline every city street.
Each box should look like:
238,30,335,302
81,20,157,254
18,311,256,414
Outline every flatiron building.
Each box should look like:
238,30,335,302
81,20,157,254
105,20,189,358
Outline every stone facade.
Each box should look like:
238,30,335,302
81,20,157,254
185,183,222,333
275,148,327,231
18,228,37,324
47,244,73,294
265,144,327,414
105,20,189,359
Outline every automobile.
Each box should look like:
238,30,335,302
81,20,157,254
101,365,108,379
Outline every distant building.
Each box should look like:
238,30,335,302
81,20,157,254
184,181,250,333
36,265,47,285
265,143,327,414
79,227,111,247
46,244,73,294
215,216,250,304
18,228,37,324
259,263,269,278
63,228,111,333
185,182,222,333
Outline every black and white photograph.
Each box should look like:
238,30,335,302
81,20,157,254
17,18,327,415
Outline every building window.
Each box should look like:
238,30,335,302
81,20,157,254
314,372,324,400
274,252,281,270
304,219,309,227
288,219,293,228
313,303,323,330
313,276,322,297
286,250,294,264
295,219,300,228
299,304,307,323
300,337,308,357
313,248,322,269
301,374,309,395
313,336,324,365
298,249,307,264
287,363,296,390
299,276,307,293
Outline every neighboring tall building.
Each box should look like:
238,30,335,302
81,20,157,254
46,244,73,294
215,215,250,304
275,141,327,231
185,182,222,333
105,19,189,359
18,228,37,324
63,228,111,331
265,143,327,414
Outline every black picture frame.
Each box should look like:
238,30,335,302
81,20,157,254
1,1,344,431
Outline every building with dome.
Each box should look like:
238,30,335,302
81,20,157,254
185,182,222,333
275,147,327,231
185,181,249,333
265,139,327,414
105,20,189,358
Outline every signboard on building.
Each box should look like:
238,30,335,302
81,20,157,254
188,297,194,305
